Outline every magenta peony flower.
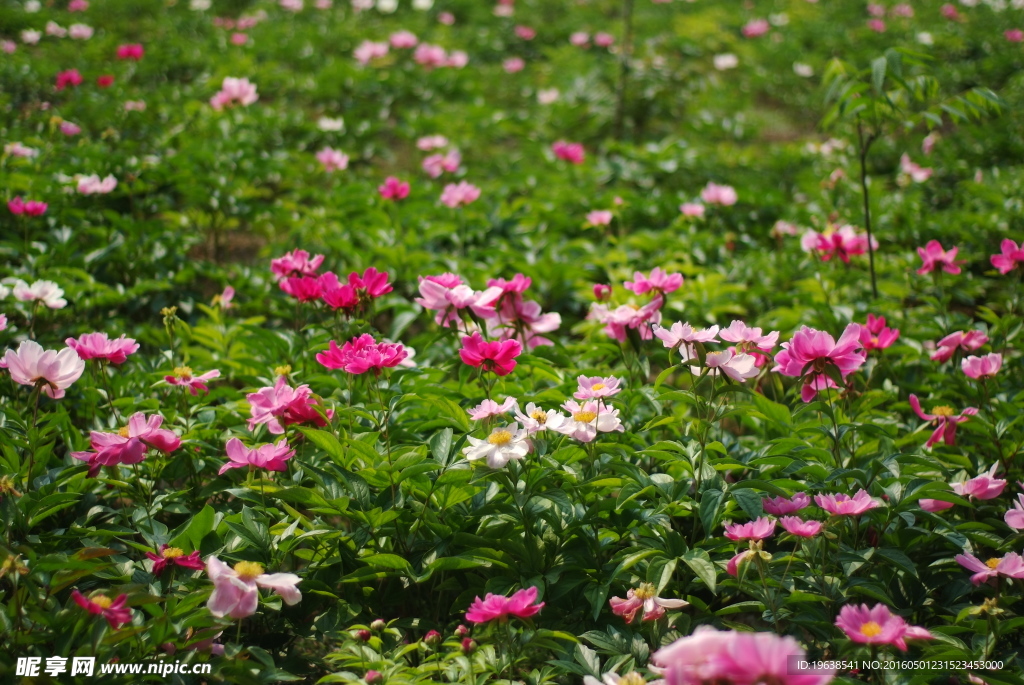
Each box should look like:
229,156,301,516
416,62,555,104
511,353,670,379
551,140,585,165
836,603,932,651
146,545,204,575
741,18,770,38
955,552,1024,585
319,272,359,314
316,334,407,375
763,492,810,515
116,43,144,60
779,516,822,538
272,249,324,280
858,314,899,351
1005,29,1024,42
772,323,866,402
917,240,963,275
55,69,83,91
71,412,180,476
3,340,84,399
465,586,544,623
66,332,139,365
624,267,683,295
952,464,1006,500
219,437,295,475
7,197,48,216
246,376,333,434
814,489,881,516
962,353,1002,379
415,274,501,328
931,329,988,363
349,267,392,298
919,498,955,513
991,239,1024,274
206,556,301,619
279,275,323,301
459,332,521,376
800,224,876,263
71,590,131,629
609,583,688,624
165,367,220,395
723,517,775,541
378,176,410,201
908,394,977,448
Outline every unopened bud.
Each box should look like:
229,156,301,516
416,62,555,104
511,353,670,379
461,638,476,654
370,619,387,632
355,629,372,642
424,630,442,647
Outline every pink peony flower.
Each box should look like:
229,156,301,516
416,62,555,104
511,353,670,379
586,210,613,226
423,150,462,178
417,135,448,151
165,366,220,395
919,498,955,513
551,140,585,165
814,489,881,516
515,25,536,40
71,590,131,629
213,286,235,309
96,74,115,88
800,225,876,263
1005,494,1024,530
318,273,358,314
8,197,48,216
414,43,448,68
569,32,590,47
55,69,83,91
389,30,418,48
763,492,810,515
931,330,988,363
553,400,623,442
60,121,81,135
316,334,407,375
459,332,521,376
858,314,900,351
146,545,204,575
952,464,1006,500
219,437,295,474
1005,29,1024,42
609,583,688,623
69,0,89,10
703,349,759,382
962,352,1002,379
116,43,144,60
12,279,67,308
900,154,932,182
316,147,349,172
440,181,481,208
917,240,963,275
503,57,525,73
0,314,6,332
908,394,977,448
836,603,932,651
955,552,1024,585
465,586,543,623
209,77,258,110
574,375,622,400
231,33,249,45
718,320,779,354
5,142,38,158
3,340,84,399
271,249,324,280
468,397,518,421
624,267,683,296
247,376,333,434
76,174,118,194
206,556,301,619
71,412,181,476
379,176,410,200
700,182,737,206
941,3,962,20
279,275,322,301
415,274,501,327
780,516,822,537
868,18,886,32
680,202,705,217
594,32,615,47
354,40,389,65
772,323,866,402
65,333,139,365
590,296,664,343
593,284,612,301
741,19,770,38
991,239,1024,274
723,517,775,541
349,266,392,299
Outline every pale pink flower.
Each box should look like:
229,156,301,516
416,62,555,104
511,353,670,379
316,147,348,172
389,30,418,49
468,397,518,421
60,121,81,135
5,142,38,158
705,349,759,382
68,24,93,40
814,489,881,516
230,33,248,45
206,556,301,619
609,583,688,623
13,279,67,308
591,297,664,343
123,100,146,112
772,323,866,402
209,77,258,110
415,274,501,327
917,239,963,275
836,603,932,651
438,11,455,25
46,21,68,38
624,268,682,295
1004,494,1024,530
586,210,613,226
908,394,977,448
779,517,822,537
444,51,468,69
962,353,1002,379
700,182,737,206
513,402,566,434
594,32,615,47
653,321,719,349
718,320,778,353
219,437,295,474
723,517,775,541
574,375,622,400
952,464,1006,500
515,25,535,40
931,330,988,363
280,0,303,10
713,53,739,70
679,202,705,217
3,340,84,399
440,181,481,208
165,367,221,395
77,174,118,195
955,552,1024,585
462,422,530,468
553,400,624,443
867,3,885,16
900,153,932,182
417,135,448,151
503,57,525,73
569,31,589,47
771,221,800,238
65,333,140,365
354,40,388,65
422,150,461,177
21,30,41,45
762,492,810,515
414,43,448,68
1,40,15,54
741,19,769,38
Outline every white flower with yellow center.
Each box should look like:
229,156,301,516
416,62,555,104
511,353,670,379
553,400,624,443
514,402,566,434
463,422,531,469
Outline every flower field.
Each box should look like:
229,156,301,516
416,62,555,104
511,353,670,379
3,0,1024,683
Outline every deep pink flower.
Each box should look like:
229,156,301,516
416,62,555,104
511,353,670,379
763,492,810,515
741,19,770,38
594,32,615,47
780,516,822,537
271,249,324,280
800,225,876,263
66,332,140,365
956,552,1024,585
991,239,1024,274
349,267,393,298
3,340,85,399
814,489,881,516
836,603,932,651
1005,29,1024,42
318,272,359,314
941,3,962,20
465,586,544,623
551,141,585,165
609,583,688,623
624,267,683,295
700,182,737,206
917,240,963,275
279,275,323,301
220,437,295,474
908,394,977,448
165,367,220,395
316,334,407,375
952,464,1006,500
379,176,410,201
440,181,481,208
962,353,1002,379
8,197,48,216
116,43,144,60
71,590,131,629
723,517,775,541
920,498,955,513
772,323,866,402
593,284,612,301
868,18,886,32
71,412,181,476
206,556,301,619
459,332,522,376
931,330,988,363
515,25,536,40
96,74,115,88
858,314,899,351
146,544,204,575
246,376,333,434
55,69,83,91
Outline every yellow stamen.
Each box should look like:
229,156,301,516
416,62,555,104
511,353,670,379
117,426,131,438
274,364,292,376
234,561,264,580
488,430,513,446
591,383,606,391
172,366,193,379
633,582,656,600
931,406,955,417
574,411,597,423
860,621,883,638
619,674,647,685
529,410,547,424
986,558,1000,569
91,595,113,609
162,547,185,559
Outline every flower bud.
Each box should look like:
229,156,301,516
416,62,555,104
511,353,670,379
355,629,372,642
461,638,476,654
454,624,470,639
365,670,383,685
424,630,442,647
370,619,387,632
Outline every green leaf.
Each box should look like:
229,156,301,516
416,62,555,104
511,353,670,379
699,489,724,537
731,488,764,519
871,56,887,95
681,549,717,594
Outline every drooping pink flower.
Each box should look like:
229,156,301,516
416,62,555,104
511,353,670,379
814,489,881,516
378,176,410,201
1005,494,1024,530
723,517,775,541
624,268,683,296
206,556,301,619
779,516,822,538
919,498,955,513
468,397,518,421
931,330,988,363
316,334,407,375
836,603,932,651
246,376,333,434
440,181,481,208
955,552,1024,585
116,43,144,60
55,69,83,91
316,147,349,172
551,141,585,165
952,464,1006,500
772,323,866,402
991,239,1024,274
574,375,622,400
609,583,688,624
71,412,181,476
3,340,85,399
65,333,140,365
962,353,1002,379
219,437,295,474
908,394,977,448
800,224,877,263
762,492,810,515
71,590,131,629
741,19,770,38
354,40,389,65
700,182,737,206
459,332,521,376
271,249,324,280
146,545,205,575
917,240,963,275
165,367,221,395
858,314,899,351
465,586,544,623
209,77,258,110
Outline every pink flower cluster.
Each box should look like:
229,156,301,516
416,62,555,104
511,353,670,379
482,273,561,349
465,586,543,623
72,412,181,477
247,376,333,434
316,334,407,375
209,77,258,110
551,140,585,165
800,224,877,263
8,197,47,216
773,323,867,402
